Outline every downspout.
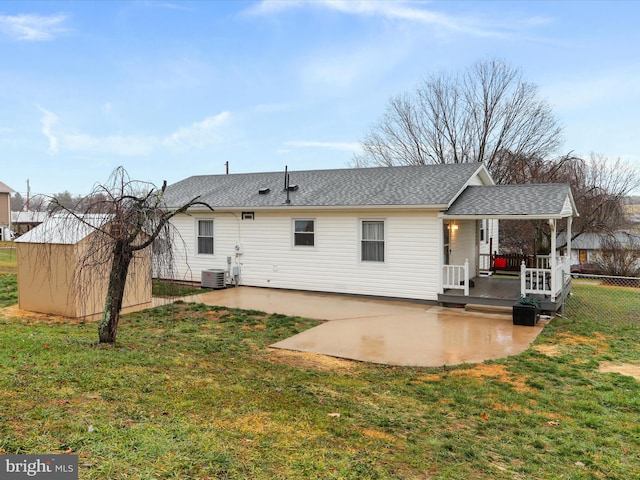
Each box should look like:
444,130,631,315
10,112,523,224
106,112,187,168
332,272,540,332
550,219,557,300
438,218,444,295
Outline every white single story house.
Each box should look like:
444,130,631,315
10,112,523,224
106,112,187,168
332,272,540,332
11,210,49,236
163,163,578,311
558,231,640,266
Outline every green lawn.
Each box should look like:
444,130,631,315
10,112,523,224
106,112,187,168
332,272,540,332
152,279,204,298
0,246,17,307
0,244,16,272
0,271,639,478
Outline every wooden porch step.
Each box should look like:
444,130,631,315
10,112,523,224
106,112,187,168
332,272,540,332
465,304,513,316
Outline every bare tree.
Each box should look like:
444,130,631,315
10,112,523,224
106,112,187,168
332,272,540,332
595,233,640,277
353,58,562,171
11,192,25,211
26,194,50,212
53,167,212,344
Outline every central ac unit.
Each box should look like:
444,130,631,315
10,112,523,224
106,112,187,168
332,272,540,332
201,269,226,289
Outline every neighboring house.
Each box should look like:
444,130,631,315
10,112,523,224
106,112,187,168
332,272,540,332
0,181,14,241
11,210,49,236
559,231,640,266
15,214,152,319
163,163,578,311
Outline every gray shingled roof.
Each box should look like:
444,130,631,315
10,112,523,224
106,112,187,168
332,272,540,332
445,184,576,218
164,163,486,209
557,231,640,250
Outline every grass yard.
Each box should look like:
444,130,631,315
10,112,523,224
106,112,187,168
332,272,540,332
0,245,17,307
152,279,203,298
0,270,639,478
0,243,16,272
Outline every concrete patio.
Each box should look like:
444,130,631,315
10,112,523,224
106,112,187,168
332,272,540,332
179,287,546,367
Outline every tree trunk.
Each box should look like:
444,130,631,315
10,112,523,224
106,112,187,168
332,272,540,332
98,241,133,343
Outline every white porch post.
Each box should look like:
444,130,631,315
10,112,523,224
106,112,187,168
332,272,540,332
464,259,469,296
439,217,445,294
550,219,557,300
520,261,526,297
566,215,572,268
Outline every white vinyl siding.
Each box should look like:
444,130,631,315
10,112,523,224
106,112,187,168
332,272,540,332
467,175,485,186
293,219,315,247
168,209,442,301
449,219,478,275
479,219,499,256
197,219,214,254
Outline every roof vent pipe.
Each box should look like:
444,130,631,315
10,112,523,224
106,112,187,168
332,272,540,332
284,165,288,191
284,166,291,204
285,174,291,204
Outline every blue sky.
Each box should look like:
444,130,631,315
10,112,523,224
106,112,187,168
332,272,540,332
1,0,639,198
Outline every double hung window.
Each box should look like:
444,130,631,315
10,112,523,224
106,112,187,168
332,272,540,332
197,220,214,254
294,219,315,247
361,220,385,262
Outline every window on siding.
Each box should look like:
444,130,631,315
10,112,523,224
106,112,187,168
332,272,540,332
294,219,315,246
361,220,385,262
480,219,486,243
197,220,214,254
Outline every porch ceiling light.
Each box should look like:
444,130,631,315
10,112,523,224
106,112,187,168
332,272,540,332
451,223,458,231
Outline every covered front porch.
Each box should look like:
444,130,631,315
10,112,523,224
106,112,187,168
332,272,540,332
437,183,579,312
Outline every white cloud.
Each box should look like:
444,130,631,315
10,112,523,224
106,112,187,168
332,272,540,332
38,106,60,154
0,13,68,41
132,1,193,12
284,140,361,153
525,15,553,27
323,1,478,34
163,112,231,150
299,44,397,90
242,0,305,16
245,0,510,37
248,1,537,92
63,132,157,156
37,107,232,156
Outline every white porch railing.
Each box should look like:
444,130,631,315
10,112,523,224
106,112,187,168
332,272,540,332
521,256,569,301
536,255,551,269
443,259,470,296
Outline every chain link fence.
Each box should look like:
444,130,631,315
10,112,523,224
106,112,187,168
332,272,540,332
564,274,640,322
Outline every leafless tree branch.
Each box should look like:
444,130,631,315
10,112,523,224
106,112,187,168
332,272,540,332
50,166,213,344
352,58,562,171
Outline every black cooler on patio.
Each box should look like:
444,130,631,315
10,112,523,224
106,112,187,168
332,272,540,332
513,298,540,326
